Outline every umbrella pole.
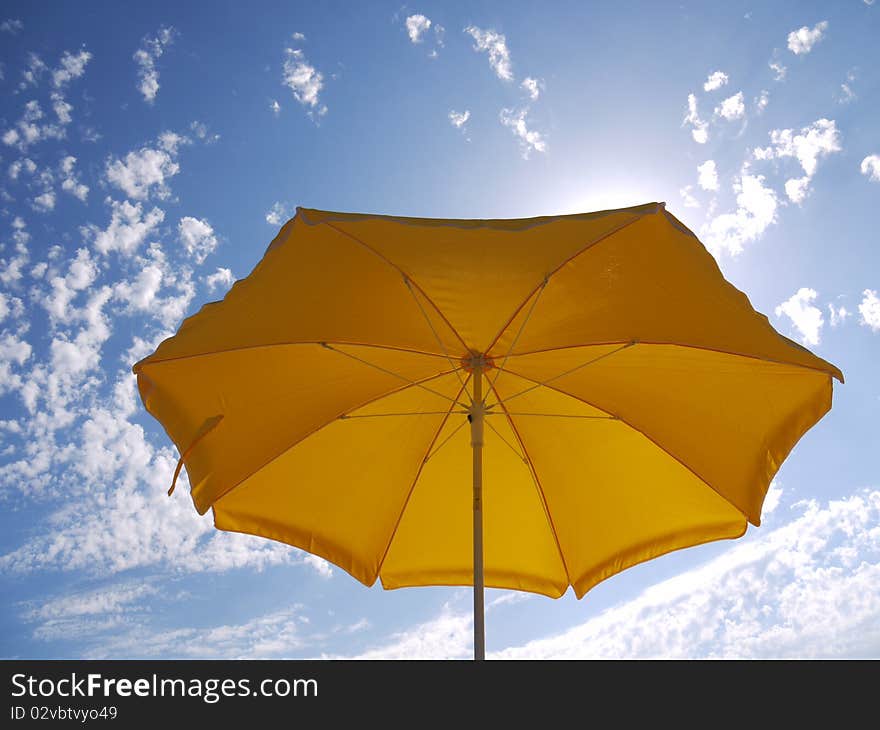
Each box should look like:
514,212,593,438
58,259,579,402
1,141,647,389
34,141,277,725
470,366,485,661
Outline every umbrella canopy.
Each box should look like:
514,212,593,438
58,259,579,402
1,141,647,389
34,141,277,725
134,202,842,658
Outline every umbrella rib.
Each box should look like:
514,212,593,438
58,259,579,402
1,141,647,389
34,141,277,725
203,368,464,510
319,219,471,354
375,375,472,578
483,210,651,355
486,377,573,587
486,342,634,409
320,342,469,408
491,339,842,382
487,276,548,393
340,411,468,419
503,412,617,419
499,367,752,523
403,276,467,389
424,417,468,463
133,340,452,372
485,418,527,463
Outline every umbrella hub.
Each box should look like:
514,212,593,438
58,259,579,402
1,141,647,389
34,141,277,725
460,351,495,374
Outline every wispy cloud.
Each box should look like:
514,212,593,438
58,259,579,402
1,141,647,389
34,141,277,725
464,26,513,81
859,290,880,331
500,107,546,158
860,154,880,182
134,26,176,104
703,70,728,92
701,172,778,256
684,94,708,144
775,287,824,345
282,48,327,118
715,91,745,120
787,21,828,55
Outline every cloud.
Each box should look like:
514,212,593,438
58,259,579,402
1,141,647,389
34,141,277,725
679,186,700,208
521,77,541,100
859,290,880,331
703,71,728,91
41,247,99,323
464,26,513,81
282,48,327,118
52,49,92,88
8,157,36,180
0,18,23,34
828,303,849,328
755,89,769,113
134,26,176,103
701,173,778,256
265,201,290,226
189,121,220,144
769,60,787,81
684,94,708,144
448,109,470,129
860,154,880,182
85,199,165,257
753,119,841,203
205,267,234,292
775,288,824,345
2,98,68,152
60,156,89,202
495,489,880,658
697,160,719,191
353,603,472,659
787,21,828,55
715,91,745,120
32,190,56,213
105,140,182,200
178,216,217,263
499,107,546,158
405,14,432,43
269,99,281,116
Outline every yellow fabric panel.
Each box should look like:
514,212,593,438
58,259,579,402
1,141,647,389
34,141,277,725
136,343,451,513
492,212,843,382
298,205,657,353
495,375,747,598
380,401,569,598
135,215,462,368
503,344,832,524
213,374,467,586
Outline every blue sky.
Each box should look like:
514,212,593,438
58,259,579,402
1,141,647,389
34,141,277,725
0,0,878,659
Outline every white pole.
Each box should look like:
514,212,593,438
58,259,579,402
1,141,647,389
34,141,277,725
470,366,485,661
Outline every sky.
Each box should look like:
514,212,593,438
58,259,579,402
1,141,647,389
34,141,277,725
0,0,878,659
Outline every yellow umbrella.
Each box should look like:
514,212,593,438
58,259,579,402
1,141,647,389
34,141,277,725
134,202,842,659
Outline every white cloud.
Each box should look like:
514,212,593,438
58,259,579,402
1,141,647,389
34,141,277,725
134,27,176,103
464,26,513,81
775,288,824,345
755,89,769,113
701,173,778,256
684,94,708,144
86,199,165,257
60,156,89,201
679,185,700,208
754,119,841,203
41,247,99,323
448,110,470,129
265,202,289,226
105,143,181,200
52,49,92,88
189,121,219,144
32,190,56,212
405,14,431,43
715,91,745,120
205,267,234,292
0,333,32,396
495,490,880,658
0,18,23,34
787,21,828,55
178,216,217,263
113,264,163,316
282,48,326,117
499,107,546,158
860,154,880,182
19,53,47,90
2,98,67,152
521,77,541,100
269,99,281,116
769,60,787,81
703,71,728,92
352,603,471,659
697,160,719,191
859,290,880,331
828,303,849,328
8,157,36,180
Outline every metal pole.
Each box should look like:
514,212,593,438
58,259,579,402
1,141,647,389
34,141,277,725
470,366,485,661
